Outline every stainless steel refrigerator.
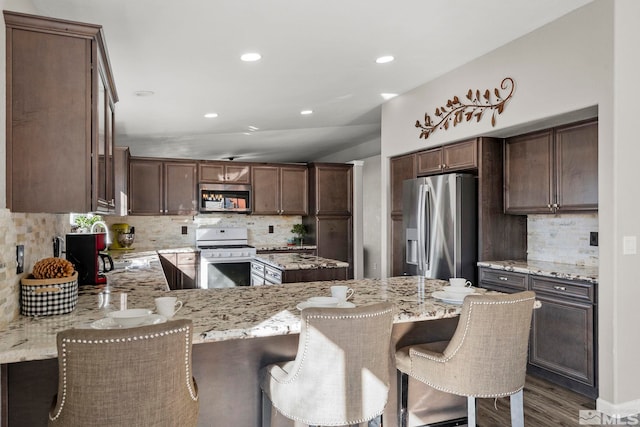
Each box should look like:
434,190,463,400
403,173,477,281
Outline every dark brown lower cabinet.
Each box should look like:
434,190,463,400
304,216,353,279
250,260,347,285
159,252,200,290
528,276,596,398
478,267,597,398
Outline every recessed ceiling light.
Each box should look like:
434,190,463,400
381,93,398,100
204,113,218,118
241,52,262,62
376,55,394,64
300,110,313,115
135,90,154,96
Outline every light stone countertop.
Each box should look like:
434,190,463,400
0,251,477,364
255,244,317,252
254,253,349,270
477,260,598,283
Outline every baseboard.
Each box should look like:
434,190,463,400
597,397,640,418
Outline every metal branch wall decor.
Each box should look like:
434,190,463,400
415,77,515,139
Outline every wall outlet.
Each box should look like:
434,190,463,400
181,226,188,235
589,232,598,247
16,245,24,274
268,225,274,234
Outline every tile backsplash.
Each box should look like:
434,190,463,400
527,213,598,267
104,214,304,250
0,209,71,327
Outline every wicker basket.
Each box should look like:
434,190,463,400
20,272,78,316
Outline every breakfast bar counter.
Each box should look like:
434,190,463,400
1,251,473,426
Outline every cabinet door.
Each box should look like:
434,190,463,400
252,166,281,214
313,165,352,216
280,166,308,215
315,217,353,278
158,253,178,290
7,22,91,213
390,154,416,215
199,163,251,184
555,121,598,211
164,161,197,215
416,149,443,176
177,265,199,289
504,130,554,214
529,294,595,387
391,215,405,276
198,163,225,183
443,139,477,171
129,159,163,215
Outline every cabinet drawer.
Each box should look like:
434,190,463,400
479,268,527,291
177,252,199,265
251,262,265,275
529,276,594,303
264,265,282,284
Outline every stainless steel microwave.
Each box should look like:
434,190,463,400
198,183,252,213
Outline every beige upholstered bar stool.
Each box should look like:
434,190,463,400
259,302,394,427
48,319,199,427
396,291,536,427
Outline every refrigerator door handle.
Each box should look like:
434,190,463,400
422,184,431,272
415,184,424,272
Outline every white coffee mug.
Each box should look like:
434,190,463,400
331,285,354,302
449,278,472,287
155,296,183,318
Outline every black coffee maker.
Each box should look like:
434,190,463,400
65,233,113,285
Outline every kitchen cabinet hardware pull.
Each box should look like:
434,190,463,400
499,276,508,281
553,285,567,291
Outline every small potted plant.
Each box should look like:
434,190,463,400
73,214,103,233
290,224,307,246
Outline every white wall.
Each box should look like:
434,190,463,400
362,155,382,278
381,0,639,415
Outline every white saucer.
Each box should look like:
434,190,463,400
296,301,356,310
442,286,475,295
432,291,473,304
91,314,167,329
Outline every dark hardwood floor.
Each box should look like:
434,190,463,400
476,374,596,426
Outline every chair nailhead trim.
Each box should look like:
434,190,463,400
408,295,534,399
268,307,393,425
48,325,197,422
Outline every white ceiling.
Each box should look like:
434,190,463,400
29,0,593,163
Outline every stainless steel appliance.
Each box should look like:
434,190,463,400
196,227,257,288
403,173,477,281
198,183,252,213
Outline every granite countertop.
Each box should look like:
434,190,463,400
477,260,598,283
254,253,349,270
255,244,317,252
0,251,479,364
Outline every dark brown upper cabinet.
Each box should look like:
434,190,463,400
504,120,598,214
198,162,251,184
308,163,353,216
390,154,417,216
129,158,197,215
251,165,308,215
417,139,477,176
5,11,118,213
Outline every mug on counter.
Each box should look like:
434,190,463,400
449,278,472,287
155,296,183,318
331,285,354,303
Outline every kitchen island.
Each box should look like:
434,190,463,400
1,251,473,426
252,252,349,284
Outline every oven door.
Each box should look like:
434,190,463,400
200,257,252,288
